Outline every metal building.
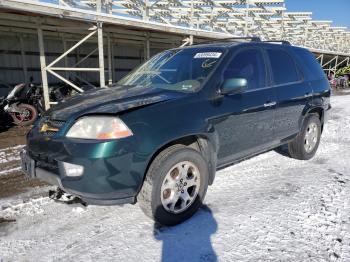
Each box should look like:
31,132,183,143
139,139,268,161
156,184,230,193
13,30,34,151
0,0,349,109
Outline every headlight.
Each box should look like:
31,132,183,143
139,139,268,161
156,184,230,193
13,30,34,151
66,116,133,139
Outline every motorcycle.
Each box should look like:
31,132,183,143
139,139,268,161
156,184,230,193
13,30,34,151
0,83,39,126
0,76,98,127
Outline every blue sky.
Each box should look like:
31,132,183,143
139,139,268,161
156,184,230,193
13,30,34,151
285,0,350,28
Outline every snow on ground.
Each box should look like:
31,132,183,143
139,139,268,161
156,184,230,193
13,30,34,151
0,145,24,176
1,95,350,262
0,145,24,162
0,167,21,176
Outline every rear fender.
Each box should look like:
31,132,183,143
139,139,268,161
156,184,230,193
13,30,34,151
5,102,23,114
299,105,324,132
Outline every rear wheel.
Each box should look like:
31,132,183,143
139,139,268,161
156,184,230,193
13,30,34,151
11,103,38,126
288,114,321,160
137,145,209,226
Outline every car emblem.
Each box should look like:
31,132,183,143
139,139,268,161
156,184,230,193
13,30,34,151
40,123,59,133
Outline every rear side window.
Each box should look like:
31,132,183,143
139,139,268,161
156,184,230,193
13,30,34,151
293,48,325,80
267,49,301,85
224,48,266,90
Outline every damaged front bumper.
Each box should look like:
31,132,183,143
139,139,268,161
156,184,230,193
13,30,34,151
21,149,136,205
21,128,148,205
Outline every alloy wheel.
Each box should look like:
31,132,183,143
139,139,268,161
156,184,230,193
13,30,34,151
160,161,200,214
304,122,318,153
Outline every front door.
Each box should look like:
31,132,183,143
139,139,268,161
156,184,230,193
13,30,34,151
213,47,277,166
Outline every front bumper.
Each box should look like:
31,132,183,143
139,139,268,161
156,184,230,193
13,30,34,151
23,129,148,205
36,167,135,205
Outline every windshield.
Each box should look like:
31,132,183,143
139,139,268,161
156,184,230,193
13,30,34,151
117,48,225,93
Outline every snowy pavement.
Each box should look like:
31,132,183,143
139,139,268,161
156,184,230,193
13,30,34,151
0,145,24,176
0,95,350,261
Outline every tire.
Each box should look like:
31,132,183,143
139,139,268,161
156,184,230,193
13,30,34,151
288,114,321,160
137,144,209,226
11,103,38,126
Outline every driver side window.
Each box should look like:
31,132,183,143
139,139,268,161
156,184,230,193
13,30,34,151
223,48,267,90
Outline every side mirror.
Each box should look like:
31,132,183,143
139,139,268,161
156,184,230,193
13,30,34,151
220,78,247,95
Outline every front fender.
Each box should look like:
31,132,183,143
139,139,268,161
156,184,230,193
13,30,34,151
129,117,220,189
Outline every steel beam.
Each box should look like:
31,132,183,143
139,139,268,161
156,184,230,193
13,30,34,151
245,2,249,37
145,32,150,61
336,57,349,68
19,35,28,83
180,35,194,47
322,56,337,68
49,67,100,71
47,29,97,68
107,33,113,85
334,55,339,74
62,36,69,79
96,0,102,13
47,69,84,92
97,22,106,87
111,40,116,82
37,22,50,110
73,47,98,67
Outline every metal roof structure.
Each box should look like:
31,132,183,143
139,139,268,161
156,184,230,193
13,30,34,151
0,0,349,109
1,0,349,55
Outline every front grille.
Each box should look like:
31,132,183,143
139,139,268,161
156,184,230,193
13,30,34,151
38,117,66,137
47,119,65,128
29,150,59,173
37,160,59,173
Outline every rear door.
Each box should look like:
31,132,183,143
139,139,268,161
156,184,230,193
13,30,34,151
215,47,277,166
265,47,312,142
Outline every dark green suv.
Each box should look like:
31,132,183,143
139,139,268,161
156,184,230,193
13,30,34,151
21,39,331,225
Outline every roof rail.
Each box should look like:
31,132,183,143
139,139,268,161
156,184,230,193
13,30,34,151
219,36,261,42
194,36,261,45
262,40,291,45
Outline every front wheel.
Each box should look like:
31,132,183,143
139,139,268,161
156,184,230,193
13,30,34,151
11,103,38,126
137,145,209,226
288,114,321,160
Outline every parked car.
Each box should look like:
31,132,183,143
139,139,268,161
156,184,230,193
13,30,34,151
21,38,331,226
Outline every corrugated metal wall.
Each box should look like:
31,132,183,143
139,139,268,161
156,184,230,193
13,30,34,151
0,33,166,92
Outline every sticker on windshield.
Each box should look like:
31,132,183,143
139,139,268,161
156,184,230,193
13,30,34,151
202,59,217,68
194,52,222,59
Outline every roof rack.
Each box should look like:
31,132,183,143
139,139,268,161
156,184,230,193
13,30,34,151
261,40,291,45
192,37,292,46
219,36,261,42
194,36,261,45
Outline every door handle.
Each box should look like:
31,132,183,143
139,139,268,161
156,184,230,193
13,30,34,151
264,101,276,107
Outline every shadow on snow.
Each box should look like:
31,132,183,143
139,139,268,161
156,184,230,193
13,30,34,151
153,205,218,262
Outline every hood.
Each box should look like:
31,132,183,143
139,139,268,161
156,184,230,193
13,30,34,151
46,85,185,121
